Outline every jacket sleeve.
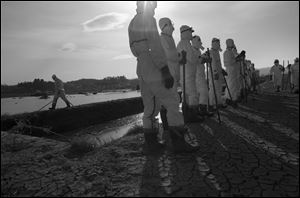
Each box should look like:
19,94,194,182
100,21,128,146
145,17,167,70
160,36,179,63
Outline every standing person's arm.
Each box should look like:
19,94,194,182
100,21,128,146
145,17,167,69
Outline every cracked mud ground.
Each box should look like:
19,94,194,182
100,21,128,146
1,88,299,197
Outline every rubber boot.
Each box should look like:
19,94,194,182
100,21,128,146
217,103,227,109
142,129,165,155
276,86,280,92
166,126,200,154
198,104,214,117
185,106,204,123
231,100,238,108
208,105,217,112
160,106,168,131
66,101,71,108
49,102,56,110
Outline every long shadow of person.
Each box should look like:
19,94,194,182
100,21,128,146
139,145,221,196
139,150,167,197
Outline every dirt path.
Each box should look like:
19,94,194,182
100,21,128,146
1,87,299,197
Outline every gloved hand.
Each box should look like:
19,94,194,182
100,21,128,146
222,69,228,76
179,50,187,65
236,50,246,61
200,54,212,64
161,66,174,89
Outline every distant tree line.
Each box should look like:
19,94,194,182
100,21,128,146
1,76,139,98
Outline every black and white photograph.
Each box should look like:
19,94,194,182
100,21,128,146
1,1,299,197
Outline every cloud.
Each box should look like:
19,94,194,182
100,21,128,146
82,12,129,32
60,42,77,52
112,54,134,60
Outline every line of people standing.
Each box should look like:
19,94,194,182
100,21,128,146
128,1,254,154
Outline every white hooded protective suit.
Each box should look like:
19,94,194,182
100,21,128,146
191,35,208,105
208,39,224,106
128,7,184,130
160,29,180,91
51,75,70,107
291,61,299,90
223,39,240,101
177,26,198,106
270,64,284,87
245,61,252,88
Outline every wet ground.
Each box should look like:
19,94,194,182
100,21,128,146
1,84,299,197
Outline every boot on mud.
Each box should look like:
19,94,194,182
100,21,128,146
184,105,204,123
208,105,217,112
142,129,165,155
166,126,200,154
276,86,280,92
231,100,238,108
217,103,227,109
49,102,56,110
198,104,214,117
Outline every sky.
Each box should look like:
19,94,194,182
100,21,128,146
1,1,299,85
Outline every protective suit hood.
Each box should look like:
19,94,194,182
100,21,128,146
192,35,205,51
226,39,236,49
212,38,222,52
180,25,194,40
159,17,171,31
159,17,174,34
136,1,157,16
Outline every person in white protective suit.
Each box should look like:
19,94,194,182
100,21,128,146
208,38,227,111
128,1,199,154
159,17,181,95
223,39,240,107
245,60,252,91
177,25,204,122
290,57,299,94
49,74,71,110
270,59,285,92
191,35,214,116
158,17,181,131
250,63,258,94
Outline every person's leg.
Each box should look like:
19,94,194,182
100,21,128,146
60,90,71,107
199,77,214,116
184,66,203,122
140,79,163,154
50,93,59,109
150,81,199,153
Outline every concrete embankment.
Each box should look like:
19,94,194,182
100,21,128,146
1,97,143,133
